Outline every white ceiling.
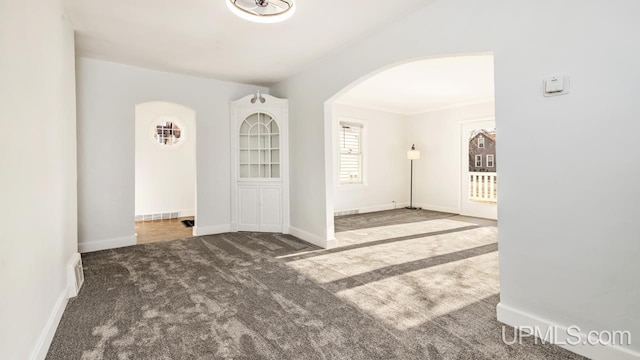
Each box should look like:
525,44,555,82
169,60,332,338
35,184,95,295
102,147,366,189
64,0,434,86
335,55,495,115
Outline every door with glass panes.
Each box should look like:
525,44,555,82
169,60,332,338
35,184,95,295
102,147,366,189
230,93,289,233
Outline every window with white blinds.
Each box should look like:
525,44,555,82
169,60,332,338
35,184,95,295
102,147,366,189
339,123,363,184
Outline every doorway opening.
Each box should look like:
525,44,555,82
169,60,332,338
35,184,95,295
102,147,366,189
134,101,197,244
316,53,500,342
325,53,497,246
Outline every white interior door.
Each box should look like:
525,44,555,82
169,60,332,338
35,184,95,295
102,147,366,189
460,120,498,220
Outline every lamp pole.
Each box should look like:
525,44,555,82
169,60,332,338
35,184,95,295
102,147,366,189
410,158,414,208
406,144,421,210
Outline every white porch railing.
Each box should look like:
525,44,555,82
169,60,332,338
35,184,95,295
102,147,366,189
469,172,497,203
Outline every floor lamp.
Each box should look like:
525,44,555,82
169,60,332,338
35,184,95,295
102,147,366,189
406,144,421,210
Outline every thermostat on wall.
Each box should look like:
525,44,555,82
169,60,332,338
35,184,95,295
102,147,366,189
543,74,570,97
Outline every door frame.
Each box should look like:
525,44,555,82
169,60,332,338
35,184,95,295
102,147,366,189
134,101,198,239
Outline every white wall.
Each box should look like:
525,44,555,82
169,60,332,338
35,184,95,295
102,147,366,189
77,58,267,252
407,101,495,213
135,102,196,217
0,0,77,358
270,0,640,358
332,104,408,213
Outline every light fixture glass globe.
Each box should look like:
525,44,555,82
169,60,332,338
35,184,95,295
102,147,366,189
226,0,296,24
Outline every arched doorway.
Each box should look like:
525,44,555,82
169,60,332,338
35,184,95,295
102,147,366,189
324,53,496,244
134,101,197,244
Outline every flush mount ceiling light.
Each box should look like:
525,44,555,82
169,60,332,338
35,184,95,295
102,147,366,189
226,0,296,24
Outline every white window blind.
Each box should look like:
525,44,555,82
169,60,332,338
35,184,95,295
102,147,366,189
339,123,363,184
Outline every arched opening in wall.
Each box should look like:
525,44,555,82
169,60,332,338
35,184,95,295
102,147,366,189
134,101,197,244
324,53,497,247
318,52,500,335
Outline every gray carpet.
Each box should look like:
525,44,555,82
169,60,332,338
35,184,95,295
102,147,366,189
47,210,584,359
333,208,455,232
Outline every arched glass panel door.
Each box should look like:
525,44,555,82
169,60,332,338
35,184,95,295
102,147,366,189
239,113,280,178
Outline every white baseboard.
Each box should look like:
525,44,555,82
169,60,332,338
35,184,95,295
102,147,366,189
135,209,195,222
30,289,68,360
78,235,137,253
179,209,195,217
334,202,460,216
334,202,410,216
289,226,335,249
193,224,231,236
413,202,460,214
497,302,639,360
325,237,338,249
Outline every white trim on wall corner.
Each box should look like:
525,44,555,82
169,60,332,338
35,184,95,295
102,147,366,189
497,303,640,360
289,226,336,249
193,224,231,236
30,290,68,360
78,235,137,253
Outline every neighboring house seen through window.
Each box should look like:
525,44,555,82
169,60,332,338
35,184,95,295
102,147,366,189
339,122,363,184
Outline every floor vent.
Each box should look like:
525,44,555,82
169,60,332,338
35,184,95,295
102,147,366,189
135,212,180,222
68,253,84,297
335,209,360,216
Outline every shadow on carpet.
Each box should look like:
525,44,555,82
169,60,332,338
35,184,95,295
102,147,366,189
47,230,583,360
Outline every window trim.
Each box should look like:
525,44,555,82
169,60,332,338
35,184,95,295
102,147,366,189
337,118,367,188
486,154,494,167
478,136,485,148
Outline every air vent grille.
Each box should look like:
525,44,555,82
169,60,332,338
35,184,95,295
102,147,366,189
135,212,180,222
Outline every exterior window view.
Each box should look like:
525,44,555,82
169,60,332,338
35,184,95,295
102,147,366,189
339,123,363,184
469,128,497,203
153,121,181,145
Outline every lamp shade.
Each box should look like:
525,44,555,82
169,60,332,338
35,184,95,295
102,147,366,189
407,144,421,160
407,150,421,160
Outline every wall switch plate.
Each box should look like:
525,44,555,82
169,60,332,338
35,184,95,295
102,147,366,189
545,75,563,92
543,74,570,97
